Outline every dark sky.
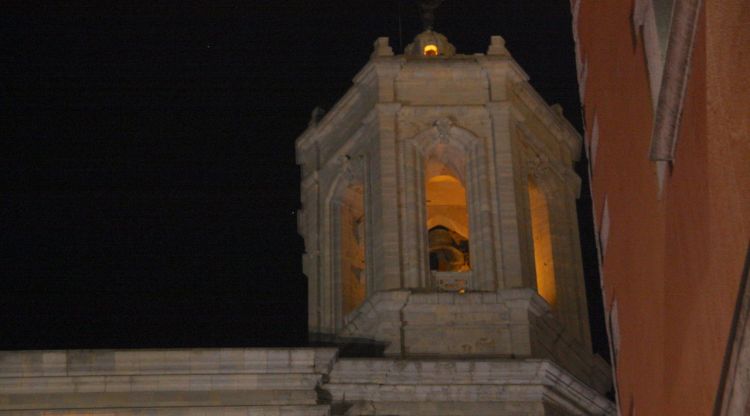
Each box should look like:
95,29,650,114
1,1,607,357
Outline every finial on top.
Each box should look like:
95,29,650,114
372,37,394,58
418,0,444,30
487,35,509,56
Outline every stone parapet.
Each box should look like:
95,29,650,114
0,348,336,413
0,347,613,415
327,357,615,415
1,407,331,416
0,348,338,378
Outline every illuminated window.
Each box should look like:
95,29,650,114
425,157,469,272
340,182,366,316
528,178,556,305
423,44,439,56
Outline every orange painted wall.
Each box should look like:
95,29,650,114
573,0,749,414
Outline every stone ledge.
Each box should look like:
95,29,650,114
0,389,319,410
341,401,543,416
0,348,338,378
329,382,548,402
329,358,556,384
326,358,614,415
0,373,322,394
0,405,331,416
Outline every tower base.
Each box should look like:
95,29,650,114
339,288,611,394
328,357,615,415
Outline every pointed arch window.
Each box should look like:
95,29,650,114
424,145,470,273
339,181,366,317
528,176,556,305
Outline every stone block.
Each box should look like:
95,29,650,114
188,349,222,373
113,350,140,374
40,352,67,376
67,350,116,375
219,349,245,371
243,349,269,371
266,350,292,371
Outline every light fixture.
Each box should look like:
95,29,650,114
423,44,439,56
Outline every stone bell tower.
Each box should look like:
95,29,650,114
296,30,612,400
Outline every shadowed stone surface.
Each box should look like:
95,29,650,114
0,348,614,415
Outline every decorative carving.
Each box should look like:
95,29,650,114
408,119,479,168
337,154,365,183
434,117,453,144
526,152,551,179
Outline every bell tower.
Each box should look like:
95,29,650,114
296,31,610,393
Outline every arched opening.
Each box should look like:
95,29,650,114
339,182,366,316
425,152,470,272
423,44,439,56
528,177,556,305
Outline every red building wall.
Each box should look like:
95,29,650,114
571,1,749,414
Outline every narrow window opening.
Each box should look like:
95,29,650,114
425,157,469,272
528,177,556,305
340,182,366,316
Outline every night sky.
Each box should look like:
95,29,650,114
1,1,607,358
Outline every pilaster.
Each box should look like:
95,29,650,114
372,102,403,290
486,101,525,289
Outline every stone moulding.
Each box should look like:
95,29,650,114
327,357,615,415
0,347,614,415
0,348,338,413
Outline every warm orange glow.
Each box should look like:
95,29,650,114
426,173,469,238
426,158,470,272
341,183,366,316
428,174,459,184
529,179,556,305
423,44,439,56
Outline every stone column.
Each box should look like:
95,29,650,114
398,135,429,289
486,102,524,289
371,103,403,290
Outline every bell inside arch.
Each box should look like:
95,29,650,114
428,226,469,272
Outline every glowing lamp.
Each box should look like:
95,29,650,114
423,44,439,56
